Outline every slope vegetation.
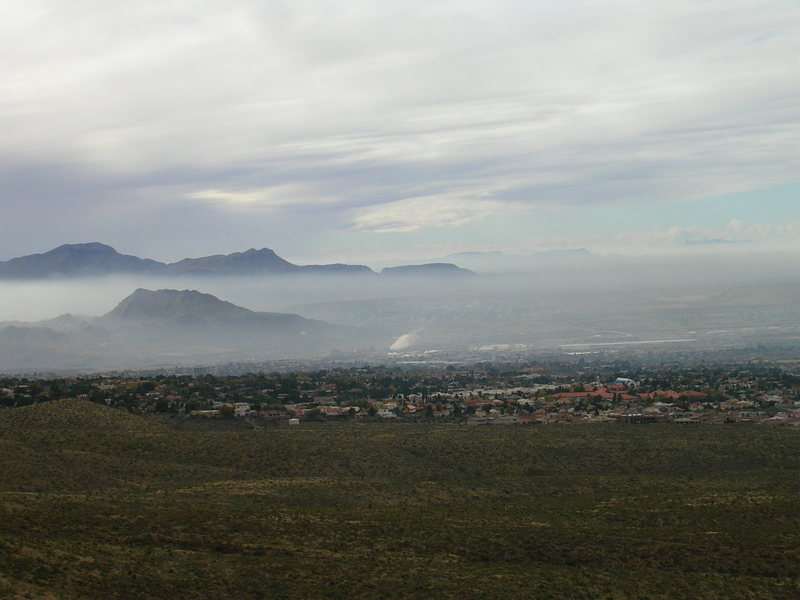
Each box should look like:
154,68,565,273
0,401,798,599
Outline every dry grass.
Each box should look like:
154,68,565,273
0,401,798,599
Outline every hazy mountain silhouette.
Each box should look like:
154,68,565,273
0,288,384,371
0,243,165,278
99,288,349,340
166,248,299,275
0,244,425,279
105,288,255,322
380,263,475,277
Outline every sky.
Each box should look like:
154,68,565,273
1,0,799,265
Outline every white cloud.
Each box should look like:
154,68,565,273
1,0,799,257
186,183,336,211
350,191,511,233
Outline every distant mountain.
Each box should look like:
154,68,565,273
104,288,255,322
0,244,381,279
0,243,165,278
0,288,385,371
380,263,475,277
166,248,298,276
101,289,329,337
166,249,381,277
34,313,97,333
0,244,485,280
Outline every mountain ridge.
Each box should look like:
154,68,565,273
167,248,299,276
0,288,384,371
0,243,165,278
104,288,257,321
0,243,471,279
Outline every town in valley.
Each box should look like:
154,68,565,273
6,353,800,427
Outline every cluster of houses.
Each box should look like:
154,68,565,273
179,376,800,426
2,363,800,426
448,378,800,426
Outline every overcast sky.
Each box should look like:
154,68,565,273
1,0,799,264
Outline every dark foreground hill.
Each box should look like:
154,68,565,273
0,397,162,433
0,399,798,599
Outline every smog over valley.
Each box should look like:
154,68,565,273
1,242,799,372
1,1,799,598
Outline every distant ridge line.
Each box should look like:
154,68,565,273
0,243,474,279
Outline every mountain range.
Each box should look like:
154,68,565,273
0,288,385,371
0,243,473,279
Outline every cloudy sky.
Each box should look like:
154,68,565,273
1,0,798,265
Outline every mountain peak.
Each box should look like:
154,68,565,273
166,247,297,275
105,288,254,322
0,243,165,278
48,242,118,254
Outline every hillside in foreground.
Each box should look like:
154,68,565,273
0,400,799,599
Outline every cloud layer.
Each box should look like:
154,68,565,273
1,0,798,259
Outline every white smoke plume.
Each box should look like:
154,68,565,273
389,331,418,351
